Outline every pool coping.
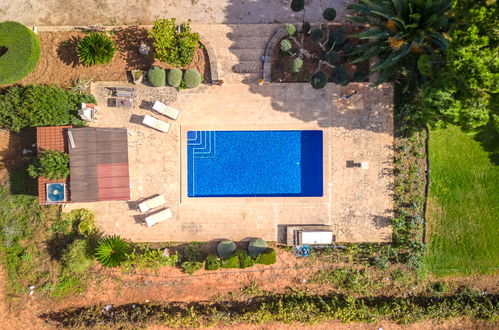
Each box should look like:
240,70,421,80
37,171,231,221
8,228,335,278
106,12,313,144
179,124,331,205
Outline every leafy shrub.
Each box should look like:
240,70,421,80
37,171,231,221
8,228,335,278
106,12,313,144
323,8,337,21
27,150,69,180
325,51,340,64
291,58,303,73
182,243,205,262
76,33,116,66
95,235,129,267
0,85,93,132
217,240,236,259
123,248,178,271
284,23,296,36
255,248,276,265
204,253,220,271
183,69,201,88
51,275,86,298
234,249,254,268
280,39,292,52
429,281,449,295
311,267,374,294
167,68,182,87
302,22,311,35
181,261,203,275
147,66,166,87
149,18,200,67
311,28,323,42
248,238,268,257
0,21,40,84
220,254,240,268
290,0,305,12
310,70,328,89
332,66,350,86
61,239,93,274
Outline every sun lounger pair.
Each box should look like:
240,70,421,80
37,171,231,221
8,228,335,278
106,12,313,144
143,114,170,133
138,195,172,227
138,195,166,213
152,101,180,120
144,208,173,227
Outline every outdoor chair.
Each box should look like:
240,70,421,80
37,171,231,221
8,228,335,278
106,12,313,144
144,208,173,227
138,194,166,213
152,100,180,120
142,114,170,133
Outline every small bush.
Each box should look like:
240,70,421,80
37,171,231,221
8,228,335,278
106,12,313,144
183,69,201,88
302,22,311,34
167,68,182,87
234,249,254,268
311,70,328,89
248,238,268,257
284,23,296,36
323,8,337,21
280,39,292,52
291,0,305,12
124,248,179,271
325,51,340,64
217,240,236,259
291,58,303,73
220,254,240,268
76,33,116,66
255,248,276,265
332,66,350,86
311,28,324,42
204,253,220,271
95,235,129,268
61,239,93,274
181,261,203,275
27,150,69,180
182,243,205,262
147,66,166,87
149,18,200,67
353,70,368,82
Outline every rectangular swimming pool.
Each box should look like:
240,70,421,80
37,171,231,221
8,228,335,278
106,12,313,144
187,130,323,197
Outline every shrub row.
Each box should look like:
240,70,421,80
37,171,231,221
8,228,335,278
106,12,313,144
148,66,202,88
42,291,499,328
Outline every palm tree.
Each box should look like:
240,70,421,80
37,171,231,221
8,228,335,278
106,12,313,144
347,0,452,85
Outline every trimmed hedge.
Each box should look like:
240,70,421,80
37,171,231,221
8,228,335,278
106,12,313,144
234,249,255,268
147,66,166,87
204,253,220,271
255,248,276,265
220,254,240,268
0,21,40,84
167,68,182,87
183,68,201,88
217,240,236,259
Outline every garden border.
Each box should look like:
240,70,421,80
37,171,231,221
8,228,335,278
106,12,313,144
32,25,219,83
262,25,286,83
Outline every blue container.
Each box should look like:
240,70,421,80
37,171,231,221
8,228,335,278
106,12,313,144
46,183,66,203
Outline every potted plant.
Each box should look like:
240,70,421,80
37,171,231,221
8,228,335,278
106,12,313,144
258,78,264,86
131,70,144,84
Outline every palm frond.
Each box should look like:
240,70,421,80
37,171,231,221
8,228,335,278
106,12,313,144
371,43,412,72
430,31,449,51
351,43,386,64
350,28,391,40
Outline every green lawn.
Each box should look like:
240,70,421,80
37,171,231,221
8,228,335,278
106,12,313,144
425,126,499,276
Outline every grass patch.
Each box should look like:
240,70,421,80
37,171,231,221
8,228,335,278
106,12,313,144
425,126,499,276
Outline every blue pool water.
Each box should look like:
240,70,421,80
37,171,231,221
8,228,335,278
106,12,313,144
46,183,66,203
187,130,323,197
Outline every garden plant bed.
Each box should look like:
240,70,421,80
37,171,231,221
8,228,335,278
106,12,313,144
271,24,369,83
14,27,210,87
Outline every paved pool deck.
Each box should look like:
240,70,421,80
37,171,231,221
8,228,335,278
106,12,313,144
65,78,393,243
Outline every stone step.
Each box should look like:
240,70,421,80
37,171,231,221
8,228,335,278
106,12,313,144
223,48,266,61
221,72,260,84
225,25,280,38
225,61,262,74
223,36,272,49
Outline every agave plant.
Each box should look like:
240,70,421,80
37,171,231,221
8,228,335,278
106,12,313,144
77,33,116,66
347,0,452,85
95,235,129,267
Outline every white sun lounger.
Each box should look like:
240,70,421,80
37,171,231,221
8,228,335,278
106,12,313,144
143,114,170,133
152,101,180,120
138,195,166,213
144,208,172,227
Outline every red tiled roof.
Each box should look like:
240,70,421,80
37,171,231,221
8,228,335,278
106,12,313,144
97,163,131,201
36,126,72,204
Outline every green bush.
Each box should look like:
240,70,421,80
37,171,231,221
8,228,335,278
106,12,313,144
183,69,201,88
248,238,268,257
284,23,296,36
147,66,166,87
311,28,323,42
234,249,254,268
149,19,200,67
291,0,305,12
167,68,182,87
123,248,179,271
0,21,40,84
95,236,129,268
220,254,240,269
332,66,350,86
27,150,70,180
181,261,203,275
182,243,205,262
255,248,276,265
77,33,116,66
204,253,220,271
217,240,236,259
280,39,292,52
311,70,328,89
61,239,93,274
323,8,337,21
291,58,303,73
0,85,93,132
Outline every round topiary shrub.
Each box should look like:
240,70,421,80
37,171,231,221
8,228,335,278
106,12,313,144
205,253,220,271
323,8,337,21
311,28,324,42
302,22,311,34
217,239,236,259
280,39,292,52
310,70,328,90
284,23,296,36
147,66,166,87
77,33,116,66
291,0,305,12
248,238,268,257
353,70,368,82
332,66,350,86
325,51,340,65
255,248,277,265
292,58,303,73
183,68,201,88
0,21,40,84
167,68,182,87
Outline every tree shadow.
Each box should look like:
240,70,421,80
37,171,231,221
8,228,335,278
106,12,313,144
0,46,7,57
56,36,80,67
473,119,499,165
